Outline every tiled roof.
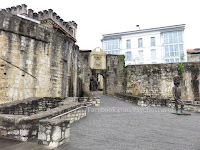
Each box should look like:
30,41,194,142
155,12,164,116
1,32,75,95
187,49,200,54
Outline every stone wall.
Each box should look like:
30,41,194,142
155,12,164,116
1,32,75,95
38,118,70,148
0,97,63,115
125,62,200,103
78,51,91,93
106,54,124,95
187,53,200,62
0,11,80,103
0,97,87,142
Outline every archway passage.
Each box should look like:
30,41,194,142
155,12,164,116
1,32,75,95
90,69,107,94
89,47,107,94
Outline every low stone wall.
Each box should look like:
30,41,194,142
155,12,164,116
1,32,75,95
115,93,168,107
0,97,85,141
38,104,87,147
115,93,200,112
78,97,100,107
0,96,101,148
38,118,70,148
0,97,64,115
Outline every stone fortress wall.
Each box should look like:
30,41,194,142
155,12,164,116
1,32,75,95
124,62,200,104
0,5,80,103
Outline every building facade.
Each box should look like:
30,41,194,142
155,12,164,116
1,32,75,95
101,24,186,66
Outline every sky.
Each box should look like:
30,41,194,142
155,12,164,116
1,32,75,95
0,0,200,50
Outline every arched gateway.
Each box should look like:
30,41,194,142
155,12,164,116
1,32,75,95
89,47,107,94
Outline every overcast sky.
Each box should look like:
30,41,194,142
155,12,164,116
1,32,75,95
1,0,200,50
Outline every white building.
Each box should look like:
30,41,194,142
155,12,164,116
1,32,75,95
101,24,186,66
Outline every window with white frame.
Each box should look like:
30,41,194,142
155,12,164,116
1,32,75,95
170,59,174,63
138,38,143,48
151,49,156,59
112,50,120,55
164,44,183,58
163,31,183,44
102,39,120,50
138,50,143,61
126,40,131,49
165,59,169,63
151,37,155,46
175,58,179,62
125,51,132,61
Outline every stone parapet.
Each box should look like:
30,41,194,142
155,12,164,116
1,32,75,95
1,4,77,39
0,11,52,43
3,4,27,16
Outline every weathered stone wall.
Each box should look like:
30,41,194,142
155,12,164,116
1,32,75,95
0,11,80,103
78,53,124,95
0,97,64,115
187,53,200,62
78,51,91,93
38,119,70,148
125,62,200,103
106,54,124,95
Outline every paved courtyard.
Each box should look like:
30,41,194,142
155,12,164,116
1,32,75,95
1,92,200,150
57,92,200,150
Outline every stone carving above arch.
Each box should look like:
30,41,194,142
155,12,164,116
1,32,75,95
89,47,106,70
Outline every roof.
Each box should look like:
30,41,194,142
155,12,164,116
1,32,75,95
79,49,92,52
102,24,185,40
187,48,200,54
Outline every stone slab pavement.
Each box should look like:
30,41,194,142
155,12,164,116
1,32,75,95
56,91,200,150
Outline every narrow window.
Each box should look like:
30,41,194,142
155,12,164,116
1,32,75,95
138,38,143,48
126,40,131,49
138,50,143,61
151,49,156,59
125,51,132,61
151,37,155,46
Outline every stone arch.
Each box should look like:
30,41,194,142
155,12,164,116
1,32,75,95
89,47,107,94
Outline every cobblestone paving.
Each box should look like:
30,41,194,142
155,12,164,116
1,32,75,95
57,92,200,150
